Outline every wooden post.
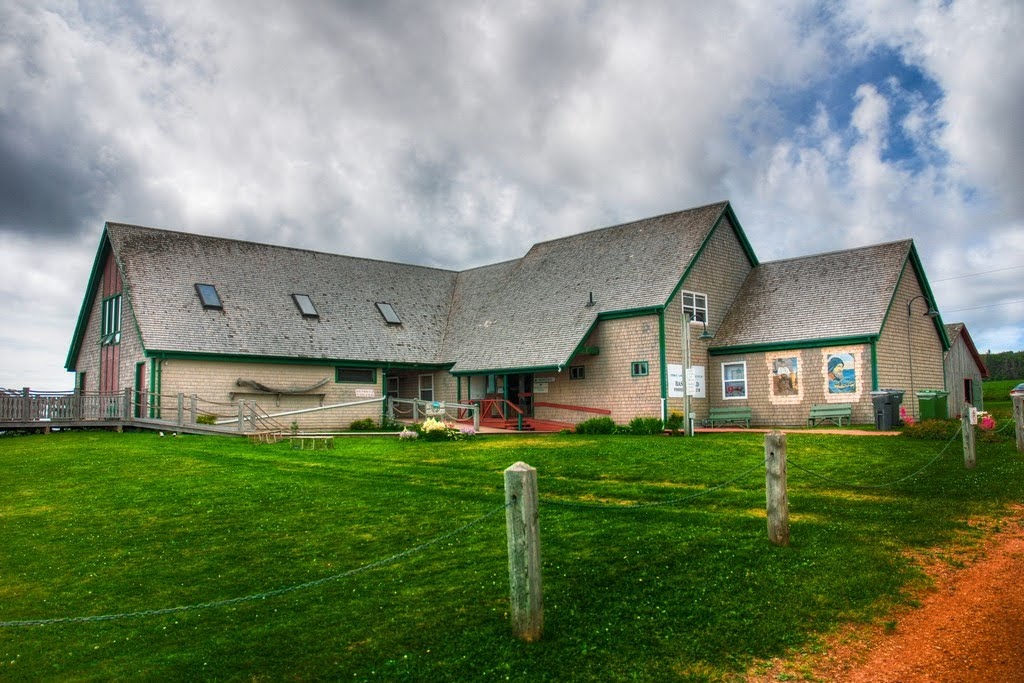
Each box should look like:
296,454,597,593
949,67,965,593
765,431,789,547
1013,396,1024,453
123,387,133,422
176,393,185,426
190,395,198,425
22,387,30,421
962,403,976,469
504,461,543,641
238,400,246,433
473,404,480,432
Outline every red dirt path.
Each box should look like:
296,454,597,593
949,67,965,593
747,505,1024,682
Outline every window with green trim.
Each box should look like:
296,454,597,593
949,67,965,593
335,367,376,383
570,365,585,380
100,294,121,345
631,361,649,377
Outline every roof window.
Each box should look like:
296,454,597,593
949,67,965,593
376,302,402,325
195,283,222,309
292,293,319,318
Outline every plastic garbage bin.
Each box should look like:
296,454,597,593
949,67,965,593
872,391,892,430
916,390,949,420
886,390,904,425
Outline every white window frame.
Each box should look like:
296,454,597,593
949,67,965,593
386,376,400,398
722,361,747,400
418,374,434,402
682,291,708,323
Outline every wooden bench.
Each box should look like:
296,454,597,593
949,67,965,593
707,407,752,428
248,430,283,444
808,404,853,427
290,435,335,450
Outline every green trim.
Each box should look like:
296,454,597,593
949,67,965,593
658,309,668,421
709,335,878,356
907,243,950,350
664,202,760,311
144,350,450,371
65,227,112,369
577,345,600,356
452,363,563,377
870,339,879,391
631,360,650,377
596,306,664,321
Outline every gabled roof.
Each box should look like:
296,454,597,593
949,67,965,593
710,239,947,353
67,201,756,374
443,201,750,373
70,224,459,367
945,322,990,378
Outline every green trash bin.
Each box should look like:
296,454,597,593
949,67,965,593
916,390,949,420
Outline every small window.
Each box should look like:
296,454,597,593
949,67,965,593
100,294,122,345
195,283,222,309
722,361,747,400
419,374,434,401
336,367,376,383
570,365,585,380
376,302,402,325
292,293,319,318
631,361,649,378
682,291,708,323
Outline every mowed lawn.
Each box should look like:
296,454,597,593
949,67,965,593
1,424,1022,681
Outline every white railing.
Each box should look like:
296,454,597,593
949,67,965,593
387,397,480,431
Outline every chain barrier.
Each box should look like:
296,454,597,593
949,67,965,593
0,503,509,629
542,459,766,510
788,425,963,490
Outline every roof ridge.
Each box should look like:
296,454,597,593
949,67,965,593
758,238,913,266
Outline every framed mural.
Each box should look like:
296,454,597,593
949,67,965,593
821,348,861,401
768,355,802,404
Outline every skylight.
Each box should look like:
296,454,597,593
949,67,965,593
292,293,319,318
376,301,401,325
195,283,222,309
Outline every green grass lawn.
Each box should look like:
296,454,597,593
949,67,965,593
2,428,1022,681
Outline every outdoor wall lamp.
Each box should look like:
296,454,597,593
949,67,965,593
906,294,940,418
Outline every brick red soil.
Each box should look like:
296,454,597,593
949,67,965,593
747,505,1024,682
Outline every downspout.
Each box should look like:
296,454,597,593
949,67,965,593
870,338,879,391
658,309,668,422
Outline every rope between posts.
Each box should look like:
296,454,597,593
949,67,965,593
542,459,766,510
0,503,509,629
788,425,963,490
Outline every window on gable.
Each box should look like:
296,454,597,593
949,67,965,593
195,283,223,310
335,367,376,383
682,291,708,323
570,365,586,380
292,293,319,318
722,361,747,400
631,361,649,378
100,294,121,345
376,301,402,325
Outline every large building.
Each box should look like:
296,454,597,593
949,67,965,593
65,201,950,430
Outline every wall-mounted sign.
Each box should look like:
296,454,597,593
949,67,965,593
668,364,705,398
535,377,557,383
354,388,376,398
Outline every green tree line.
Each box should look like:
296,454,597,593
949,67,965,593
981,350,1024,380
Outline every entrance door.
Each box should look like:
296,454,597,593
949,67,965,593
506,374,534,417
964,379,974,406
134,362,146,418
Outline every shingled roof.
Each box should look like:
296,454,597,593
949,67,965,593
710,240,920,352
68,201,750,374
99,224,459,365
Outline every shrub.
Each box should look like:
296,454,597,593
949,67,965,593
407,418,474,441
575,416,617,434
629,416,665,435
196,414,217,425
349,418,377,431
665,411,685,433
901,418,959,440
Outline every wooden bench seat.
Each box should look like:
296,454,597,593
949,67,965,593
808,403,852,427
290,435,335,450
707,406,752,428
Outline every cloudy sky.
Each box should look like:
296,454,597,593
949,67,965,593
2,0,1022,389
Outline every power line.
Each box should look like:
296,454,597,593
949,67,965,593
932,264,1024,282
943,299,1024,313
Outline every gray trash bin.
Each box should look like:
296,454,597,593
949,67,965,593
886,390,905,425
872,391,892,430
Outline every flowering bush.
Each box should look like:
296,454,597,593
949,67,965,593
978,413,996,431
407,418,475,441
899,406,915,426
